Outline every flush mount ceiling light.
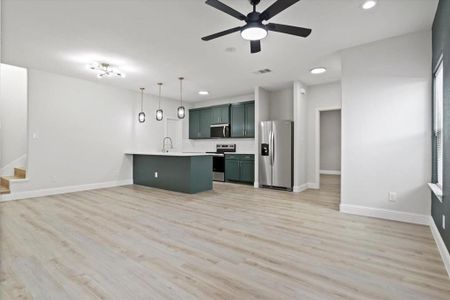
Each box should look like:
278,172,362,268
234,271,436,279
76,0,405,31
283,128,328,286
198,90,209,95
177,77,186,119
310,67,327,75
88,62,125,78
156,83,164,121
138,87,146,123
362,0,377,10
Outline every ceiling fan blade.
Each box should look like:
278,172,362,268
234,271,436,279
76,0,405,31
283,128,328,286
250,40,261,53
267,23,311,37
201,26,242,41
205,0,246,21
260,0,300,21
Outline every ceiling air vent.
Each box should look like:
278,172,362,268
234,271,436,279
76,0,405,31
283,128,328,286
254,68,272,75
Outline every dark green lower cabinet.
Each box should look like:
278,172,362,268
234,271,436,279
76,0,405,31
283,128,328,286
239,160,254,183
225,154,254,184
225,160,240,181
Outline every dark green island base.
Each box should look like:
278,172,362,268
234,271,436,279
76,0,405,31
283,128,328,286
131,153,213,194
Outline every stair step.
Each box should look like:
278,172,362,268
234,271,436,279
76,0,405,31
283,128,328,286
1,177,10,189
14,168,26,179
0,185,10,195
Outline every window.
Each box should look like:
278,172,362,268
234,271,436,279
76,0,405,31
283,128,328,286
434,59,444,188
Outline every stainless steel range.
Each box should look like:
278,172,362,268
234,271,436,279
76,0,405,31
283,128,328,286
207,144,236,181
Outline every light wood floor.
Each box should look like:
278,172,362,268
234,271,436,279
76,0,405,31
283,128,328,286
1,175,449,299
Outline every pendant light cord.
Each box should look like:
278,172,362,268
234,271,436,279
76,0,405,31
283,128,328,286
158,83,162,109
179,77,184,106
140,87,144,111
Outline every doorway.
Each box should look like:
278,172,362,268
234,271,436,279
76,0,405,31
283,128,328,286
315,108,341,195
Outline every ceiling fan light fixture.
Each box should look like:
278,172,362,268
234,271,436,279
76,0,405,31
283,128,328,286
310,67,327,75
362,0,377,10
240,25,267,41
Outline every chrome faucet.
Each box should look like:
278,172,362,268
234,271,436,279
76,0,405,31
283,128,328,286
162,136,173,152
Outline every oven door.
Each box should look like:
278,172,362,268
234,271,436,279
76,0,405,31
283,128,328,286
210,124,230,138
212,156,225,181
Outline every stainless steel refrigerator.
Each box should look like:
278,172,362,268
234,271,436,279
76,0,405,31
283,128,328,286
259,120,293,190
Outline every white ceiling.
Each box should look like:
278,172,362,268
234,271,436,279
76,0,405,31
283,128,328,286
2,0,438,101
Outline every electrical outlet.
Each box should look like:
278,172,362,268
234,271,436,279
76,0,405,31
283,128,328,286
154,172,158,178
388,192,397,202
443,215,446,230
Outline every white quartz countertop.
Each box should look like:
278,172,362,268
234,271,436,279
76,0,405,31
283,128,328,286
125,151,213,157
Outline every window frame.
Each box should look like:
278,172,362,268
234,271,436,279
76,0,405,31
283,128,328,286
433,55,444,189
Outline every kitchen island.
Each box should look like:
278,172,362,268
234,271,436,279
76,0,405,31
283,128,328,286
125,152,213,194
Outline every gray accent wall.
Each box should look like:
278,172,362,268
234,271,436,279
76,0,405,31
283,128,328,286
320,110,341,172
432,0,450,251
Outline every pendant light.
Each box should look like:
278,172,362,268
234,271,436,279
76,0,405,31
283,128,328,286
156,82,164,121
138,87,146,123
177,77,186,119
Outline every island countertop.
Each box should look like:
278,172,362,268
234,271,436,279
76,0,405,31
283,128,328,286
125,151,213,157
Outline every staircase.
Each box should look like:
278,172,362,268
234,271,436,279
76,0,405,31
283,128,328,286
0,168,27,195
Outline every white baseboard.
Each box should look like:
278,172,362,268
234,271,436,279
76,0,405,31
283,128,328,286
430,216,450,278
339,204,430,225
293,184,308,193
0,179,133,202
320,170,341,175
307,182,319,189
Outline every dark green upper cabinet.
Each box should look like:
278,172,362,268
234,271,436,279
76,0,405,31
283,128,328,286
231,103,246,137
189,107,212,139
211,105,230,124
189,109,200,139
199,108,212,138
244,102,255,138
188,101,253,140
231,101,255,138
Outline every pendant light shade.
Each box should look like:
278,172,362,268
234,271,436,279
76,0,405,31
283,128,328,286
156,83,164,121
177,77,186,119
138,87,146,123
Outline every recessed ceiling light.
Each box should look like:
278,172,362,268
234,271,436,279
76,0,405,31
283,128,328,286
310,67,327,75
362,0,377,10
198,91,209,95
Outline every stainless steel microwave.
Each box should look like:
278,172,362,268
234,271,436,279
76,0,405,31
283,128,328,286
210,124,230,138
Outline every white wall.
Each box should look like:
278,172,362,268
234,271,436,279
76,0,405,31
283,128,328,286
306,82,342,185
182,93,256,154
293,81,308,191
0,64,28,173
12,69,135,194
268,87,293,121
320,110,341,172
341,30,432,216
255,87,270,187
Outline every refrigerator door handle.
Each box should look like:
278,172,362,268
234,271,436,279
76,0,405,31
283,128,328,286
272,132,275,166
270,130,274,166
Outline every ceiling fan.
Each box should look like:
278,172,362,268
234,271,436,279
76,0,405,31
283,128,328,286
201,0,311,54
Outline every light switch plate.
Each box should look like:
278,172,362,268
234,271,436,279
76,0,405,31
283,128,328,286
388,192,397,202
